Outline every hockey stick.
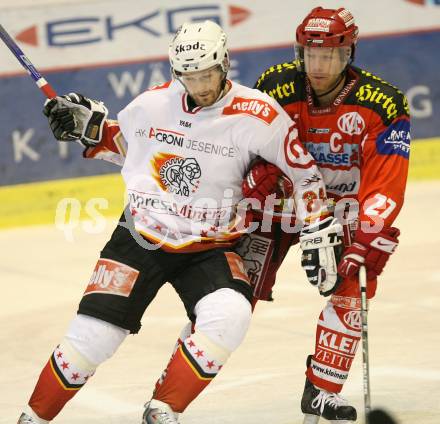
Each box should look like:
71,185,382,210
359,265,371,422
359,265,399,424
0,23,57,98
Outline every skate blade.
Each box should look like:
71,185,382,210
329,420,355,423
303,414,319,424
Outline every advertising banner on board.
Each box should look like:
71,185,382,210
0,0,438,184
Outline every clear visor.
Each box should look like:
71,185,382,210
177,65,224,89
174,65,226,107
296,46,351,77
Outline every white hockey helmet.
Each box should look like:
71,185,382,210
169,20,230,75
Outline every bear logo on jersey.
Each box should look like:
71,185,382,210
151,153,201,196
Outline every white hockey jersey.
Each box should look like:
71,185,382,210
85,79,327,252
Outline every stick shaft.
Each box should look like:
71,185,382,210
0,23,56,98
359,265,371,420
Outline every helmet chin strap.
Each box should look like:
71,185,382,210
216,74,229,99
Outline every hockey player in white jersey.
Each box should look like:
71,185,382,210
18,21,342,424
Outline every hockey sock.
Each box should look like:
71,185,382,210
153,330,230,413
28,341,96,421
154,322,193,389
306,298,362,393
153,289,251,412
27,314,128,421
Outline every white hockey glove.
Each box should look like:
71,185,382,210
299,216,344,296
43,92,108,147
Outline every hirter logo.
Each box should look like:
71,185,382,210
222,97,278,125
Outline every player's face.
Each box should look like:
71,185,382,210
304,46,351,94
180,66,225,107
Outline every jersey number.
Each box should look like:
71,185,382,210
364,193,396,219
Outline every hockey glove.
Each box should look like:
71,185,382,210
242,159,293,207
43,92,108,147
338,227,400,280
300,216,344,296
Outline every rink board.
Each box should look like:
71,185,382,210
0,137,437,229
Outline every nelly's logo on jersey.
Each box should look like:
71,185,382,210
222,97,278,125
337,112,365,135
151,153,201,197
148,127,184,147
356,84,399,120
84,259,139,298
376,119,410,159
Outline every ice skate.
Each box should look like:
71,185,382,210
17,412,47,424
142,399,180,424
17,413,36,424
301,377,357,423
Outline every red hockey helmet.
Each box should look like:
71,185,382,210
296,7,358,48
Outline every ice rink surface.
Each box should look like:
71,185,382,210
1,181,440,424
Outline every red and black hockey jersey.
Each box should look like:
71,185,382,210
255,62,410,229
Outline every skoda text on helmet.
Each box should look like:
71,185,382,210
169,20,230,76
295,7,359,74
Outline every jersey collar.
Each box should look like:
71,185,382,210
181,80,233,114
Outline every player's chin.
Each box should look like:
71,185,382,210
311,78,334,93
194,94,216,107
310,75,329,85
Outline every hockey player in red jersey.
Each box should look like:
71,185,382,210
17,20,341,424
242,7,410,423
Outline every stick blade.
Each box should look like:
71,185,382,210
367,408,398,424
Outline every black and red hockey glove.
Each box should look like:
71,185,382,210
338,227,400,280
242,160,293,207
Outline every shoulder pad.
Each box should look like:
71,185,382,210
254,62,305,107
348,67,410,124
